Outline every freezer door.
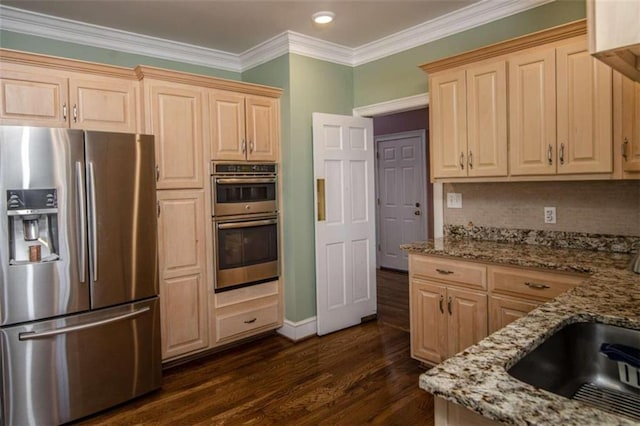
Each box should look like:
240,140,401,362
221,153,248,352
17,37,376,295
0,297,161,425
84,132,158,308
0,126,90,325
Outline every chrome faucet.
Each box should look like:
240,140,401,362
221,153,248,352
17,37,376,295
630,251,640,274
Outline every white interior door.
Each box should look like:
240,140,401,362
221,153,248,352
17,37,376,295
313,112,376,336
376,130,427,271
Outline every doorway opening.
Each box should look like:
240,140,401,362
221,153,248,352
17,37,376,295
373,107,432,271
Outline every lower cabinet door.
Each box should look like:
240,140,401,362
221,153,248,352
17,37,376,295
410,279,447,364
489,295,540,334
447,287,487,357
157,190,209,360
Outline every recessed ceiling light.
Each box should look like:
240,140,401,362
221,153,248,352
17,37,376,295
312,11,335,25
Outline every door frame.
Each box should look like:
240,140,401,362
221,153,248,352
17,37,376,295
353,93,443,239
374,129,427,269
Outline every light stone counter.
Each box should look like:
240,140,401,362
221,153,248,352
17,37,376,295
402,238,640,426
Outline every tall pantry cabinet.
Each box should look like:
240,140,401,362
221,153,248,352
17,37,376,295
139,70,210,360
137,66,282,362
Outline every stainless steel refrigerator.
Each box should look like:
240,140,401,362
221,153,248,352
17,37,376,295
0,126,161,425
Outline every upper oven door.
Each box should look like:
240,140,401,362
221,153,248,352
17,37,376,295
212,177,277,216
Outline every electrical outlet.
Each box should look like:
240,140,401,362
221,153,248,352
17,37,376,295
447,193,462,209
544,207,556,224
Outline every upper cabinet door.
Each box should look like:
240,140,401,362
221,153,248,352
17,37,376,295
69,76,138,133
466,61,508,177
209,90,246,161
430,69,467,178
624,80,640,173
245,95,279,162
0,65,68,127
146,80,204,189
509,47,557,176
556,40,613,174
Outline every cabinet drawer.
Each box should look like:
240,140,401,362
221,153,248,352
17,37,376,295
489,266,584,301
410,255,487,290
216,299,279,342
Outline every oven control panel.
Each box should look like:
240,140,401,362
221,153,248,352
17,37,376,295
212,162,277,175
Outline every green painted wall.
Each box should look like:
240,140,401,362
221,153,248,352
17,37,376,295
245,54,352,322
353,0,586,107
285,54,353,321
241,56,297,320
0,30,240,80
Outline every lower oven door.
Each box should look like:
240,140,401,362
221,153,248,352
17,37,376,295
214,215,279,291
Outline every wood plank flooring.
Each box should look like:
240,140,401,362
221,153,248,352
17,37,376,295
77,270,432,425
376,268,410,332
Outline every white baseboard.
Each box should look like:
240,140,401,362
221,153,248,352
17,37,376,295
277,317,317,341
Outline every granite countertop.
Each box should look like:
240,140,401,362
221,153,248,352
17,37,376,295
402,238,640,426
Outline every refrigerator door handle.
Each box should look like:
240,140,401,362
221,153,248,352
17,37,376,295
87,161,98,282
75,161,87,283
18,307,150,340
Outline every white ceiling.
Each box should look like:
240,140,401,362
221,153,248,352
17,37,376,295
2,0,482,53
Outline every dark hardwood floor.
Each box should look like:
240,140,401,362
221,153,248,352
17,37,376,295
376,268,410,332
78,269,431,425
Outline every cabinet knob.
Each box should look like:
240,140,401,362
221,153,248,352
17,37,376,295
63,103,67,121
547,144,553,165
622,138,629,161
559,143,565,165
468,151,473,169
241,139,246,154
447,296,452,315
73,104,77,123
439,295,444,314
459,152,465,170
244,318,257,324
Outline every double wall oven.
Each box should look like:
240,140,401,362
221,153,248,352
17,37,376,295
211,162,279,291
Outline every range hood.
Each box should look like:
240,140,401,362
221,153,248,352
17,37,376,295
588,0,640,82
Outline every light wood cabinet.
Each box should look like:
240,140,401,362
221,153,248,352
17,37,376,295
556,40,612,174
488,265,583,333
213,280,282,345
143,80,205,190
409,255,488,364
409,254,585,364
157,190,209,360
613,72,640,177
489,295,540,334
209,90,279,162
430,70,467,178
0,61,138,132
509,38,613,176
423,21,622,182
508,48,557,176
430,62,507,179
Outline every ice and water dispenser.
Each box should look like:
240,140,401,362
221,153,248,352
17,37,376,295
7,189,60,264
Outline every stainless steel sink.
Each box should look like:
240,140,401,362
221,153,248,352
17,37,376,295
507,322,640,421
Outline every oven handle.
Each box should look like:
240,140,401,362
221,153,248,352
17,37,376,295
215,178,276,184
217,218,278,230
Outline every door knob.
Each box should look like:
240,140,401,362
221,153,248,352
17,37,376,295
414,210,421,216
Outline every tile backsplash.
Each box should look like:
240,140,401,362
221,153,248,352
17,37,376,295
443,181,640,237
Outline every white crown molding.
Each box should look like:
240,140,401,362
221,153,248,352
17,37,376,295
0,5,241,72
353,93,429,117
352,0,555,66
1,0,557,73
277,317,317,341
240,31,353,71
